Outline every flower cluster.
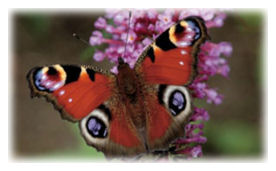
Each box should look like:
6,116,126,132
189,41,232,105
89,9,232,159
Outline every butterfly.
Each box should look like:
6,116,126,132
27,16,208,157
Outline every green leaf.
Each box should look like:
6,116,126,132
25,14,50,37
102,30,113,39
80,47,96,61
107,18,115,26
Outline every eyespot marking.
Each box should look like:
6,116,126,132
33,67,65,92
158,85,191,119
168,90,186,116
86,116,108,138
47,66,58,75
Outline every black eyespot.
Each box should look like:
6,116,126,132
86,117,108,138
168,90,186,116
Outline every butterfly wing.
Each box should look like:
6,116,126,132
134,16,208,151
27,64,115,121
79,96,147,157
27,64,146,156
135,16,208,86
145,85,193,151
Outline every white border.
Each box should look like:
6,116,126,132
3,1,274,171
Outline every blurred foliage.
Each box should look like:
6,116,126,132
236,12,264,86
80,46,97,61
38,124,104,159
102,29,113,39
23,14,50,38
63,124,104,158
203,120,262,156
238,12,264,29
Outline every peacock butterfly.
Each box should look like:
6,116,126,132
27,16,208,157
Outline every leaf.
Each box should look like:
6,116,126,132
80,47,96,61
102,30,113,39
80,44,108,61
25,14,50,37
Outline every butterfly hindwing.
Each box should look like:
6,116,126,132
146,85,192,150
79,100,147,157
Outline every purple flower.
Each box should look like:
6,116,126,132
175,145,203,158
121,30,137,43
89,31,103,45
94,17,107,29
205,88,223,105
218,64,230,77
190,145,203,158
202,42,232,57
93,51,105,62
110,65,119,74
142,37,153,46
89,9,232,159
206,12,227,28
190,107,210,121
112,10,129,25
157,11,174,30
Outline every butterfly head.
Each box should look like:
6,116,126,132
118,57,126,65
117,57,130,71
116,57,138,98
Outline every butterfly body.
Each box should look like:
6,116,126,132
27,16,209,157
116,61,140,102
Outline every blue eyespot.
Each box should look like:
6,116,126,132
187,20,201,40
33,67,64,92
86,117,108,138
34,70,46,91
168,90,186,116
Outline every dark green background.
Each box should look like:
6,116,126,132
11,10,264,160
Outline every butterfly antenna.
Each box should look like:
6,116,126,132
122,11,132,59
72,33,90,46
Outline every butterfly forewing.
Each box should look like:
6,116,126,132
135,16,208,86
27,64,115,121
